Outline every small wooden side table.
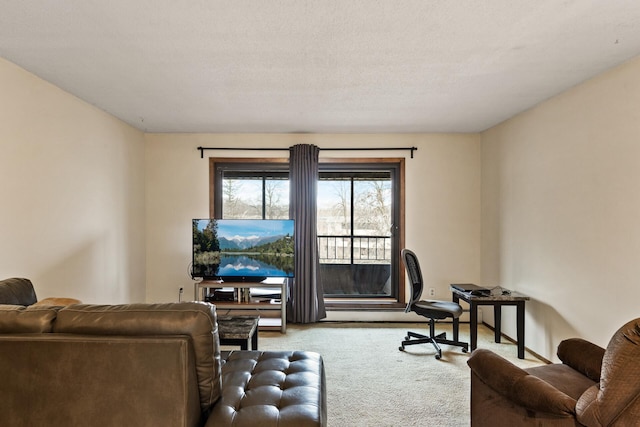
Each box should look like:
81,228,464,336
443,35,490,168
217,315,260,350
450,284,530,359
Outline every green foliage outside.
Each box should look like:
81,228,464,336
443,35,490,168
223,235,293,255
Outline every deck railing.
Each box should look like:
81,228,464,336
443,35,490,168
317,235,391,263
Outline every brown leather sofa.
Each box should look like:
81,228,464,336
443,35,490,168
467,317,640,426
0,302,326,427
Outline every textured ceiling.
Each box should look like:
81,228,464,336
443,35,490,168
1,1,640,133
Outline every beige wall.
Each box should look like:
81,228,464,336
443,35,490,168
481,56,640,361
144,133,481,320
0,58,146,303
1,53,481,318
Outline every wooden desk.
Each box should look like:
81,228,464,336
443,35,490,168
450,284,530,359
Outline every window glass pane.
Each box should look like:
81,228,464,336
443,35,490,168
222,178,262,219
317,170,393,296
317,180,351,235
353,179,392,264
317,180,351,264
221,173,290,219
265,179,289,219
353,179,391,236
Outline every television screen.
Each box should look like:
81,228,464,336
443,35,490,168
192,218,295,282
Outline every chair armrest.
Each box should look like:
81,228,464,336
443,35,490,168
556,338,604,382
467,349,576,416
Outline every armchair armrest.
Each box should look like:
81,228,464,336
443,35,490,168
467,349,576,416
557,338,605,382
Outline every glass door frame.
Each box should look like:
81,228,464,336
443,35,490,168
209,156,406,309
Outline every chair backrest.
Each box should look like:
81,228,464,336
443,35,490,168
401,249,424,312
576,317,640,425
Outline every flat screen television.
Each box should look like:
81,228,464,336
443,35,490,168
191,218,295,282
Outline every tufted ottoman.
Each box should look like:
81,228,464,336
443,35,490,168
207,351,327,427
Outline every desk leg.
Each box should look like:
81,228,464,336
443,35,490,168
517,301,525,359
452,294,460,342
494,305,502,343
470,301,478,352
252,330,258,350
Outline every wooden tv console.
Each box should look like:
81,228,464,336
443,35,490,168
194,279,287,333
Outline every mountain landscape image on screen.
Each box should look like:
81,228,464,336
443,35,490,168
219,234,285,251
192,219,295,281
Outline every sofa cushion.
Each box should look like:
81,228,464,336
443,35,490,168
209,350,327,427
525,363,596,401
53,302,222,412
0,305,59,333
0,278,37,306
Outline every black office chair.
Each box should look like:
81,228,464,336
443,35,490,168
399,249,468,359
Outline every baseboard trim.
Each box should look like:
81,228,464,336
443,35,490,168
481,321,551,364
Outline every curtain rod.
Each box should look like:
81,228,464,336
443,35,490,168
197,146,418,159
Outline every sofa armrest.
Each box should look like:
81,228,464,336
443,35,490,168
467,349,576,416
0,278,37,306
557,338,605,382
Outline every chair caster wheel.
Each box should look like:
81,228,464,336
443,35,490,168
399,346,405,351
435,354,441,360
462,348,468,353
404,336,410,341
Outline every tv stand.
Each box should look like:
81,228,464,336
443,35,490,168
194,279,287,333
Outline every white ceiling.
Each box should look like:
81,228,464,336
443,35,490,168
2,1,640,133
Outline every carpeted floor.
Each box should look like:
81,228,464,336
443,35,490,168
259,322,545,427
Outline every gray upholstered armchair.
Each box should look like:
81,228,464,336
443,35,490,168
467,317,640,426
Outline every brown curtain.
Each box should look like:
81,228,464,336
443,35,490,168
288,144,326,323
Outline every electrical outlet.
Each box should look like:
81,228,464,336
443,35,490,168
428,287,436,297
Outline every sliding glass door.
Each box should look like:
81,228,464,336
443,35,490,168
210,158,404,304
317,167,397,298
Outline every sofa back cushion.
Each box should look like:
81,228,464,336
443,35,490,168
0,278,37,306
0,334,202,427
0,305,58,333
577,317,640,425
53,302,222,411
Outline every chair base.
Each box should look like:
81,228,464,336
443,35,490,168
399,323,469,359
